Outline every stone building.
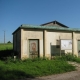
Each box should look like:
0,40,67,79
12,21,80,59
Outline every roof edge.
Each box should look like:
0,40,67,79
12,27,21,35
12,24,80,35
40,20,69,28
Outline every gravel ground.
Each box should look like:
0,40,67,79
19,62,80,80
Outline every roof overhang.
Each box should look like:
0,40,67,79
12,24,80,35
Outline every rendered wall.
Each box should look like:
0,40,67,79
16,29,21,57
45,31,72,58
13,29,21,58
21,29,43,59
13,33,16,51
14,28,80,59
45,31,80,58
74,32,80,56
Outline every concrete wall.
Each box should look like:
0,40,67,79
13,33,16,51
45,31,80,58
45,31,72,58
13,28,80,59
74,32,80,56
13,29,21,58
21,29,43,59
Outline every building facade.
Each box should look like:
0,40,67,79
12,21,80,59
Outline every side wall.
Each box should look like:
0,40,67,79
13,29,21,57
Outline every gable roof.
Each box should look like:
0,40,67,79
12,24,80,34
40,20,69,28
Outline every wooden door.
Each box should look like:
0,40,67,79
29,40,39,59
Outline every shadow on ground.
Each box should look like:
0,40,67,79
0,66,35,80
0,49,21,61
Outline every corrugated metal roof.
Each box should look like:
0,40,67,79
12,24,80,34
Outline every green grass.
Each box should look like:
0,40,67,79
0,58,75,80
0,43,13,50
55,54,80,63
0,44,77,80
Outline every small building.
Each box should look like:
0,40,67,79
12,21,80,59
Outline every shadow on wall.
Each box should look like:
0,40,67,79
51,45,65,56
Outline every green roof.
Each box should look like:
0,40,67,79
20,24,80,31
12,24,80,34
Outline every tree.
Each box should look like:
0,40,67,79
7,41,11,43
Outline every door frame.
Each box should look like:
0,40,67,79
29,39,39,58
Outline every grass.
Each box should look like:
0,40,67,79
55,53,80,63
0,58,75,80
0,43,13,50
0,44,78,80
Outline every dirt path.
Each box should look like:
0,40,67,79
22,61,80,80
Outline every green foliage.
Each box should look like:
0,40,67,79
55,53,80,63
7,41,11,43
0,43,13,50
0,58,75,80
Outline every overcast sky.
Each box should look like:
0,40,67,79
0,0,80,43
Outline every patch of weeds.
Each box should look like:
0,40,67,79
0,58,76,80
54,53,80,63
